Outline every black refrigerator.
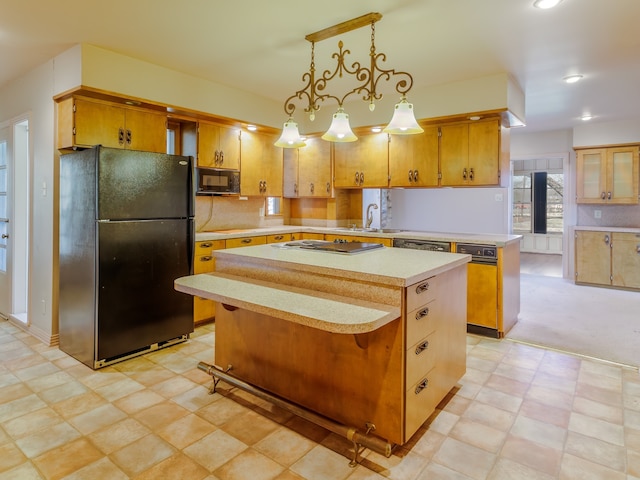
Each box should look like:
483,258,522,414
59,146,195,369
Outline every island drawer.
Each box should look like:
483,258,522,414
406,299,438,346
406,276,437,312
225,235,267,249
406,331,438,388
405,366,438,437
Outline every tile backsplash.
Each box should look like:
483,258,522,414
577,204,640,228
195,196,283,232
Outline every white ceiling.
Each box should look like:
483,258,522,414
2,0,639,133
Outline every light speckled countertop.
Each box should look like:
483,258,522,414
175,244,469,333
175,272,401,334
213,243,471,287
574,226,640,234
196,226,521,247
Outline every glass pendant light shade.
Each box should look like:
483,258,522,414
383,97,424,135
321,108,358,142
274,118,306,148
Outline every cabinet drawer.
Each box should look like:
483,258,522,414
405,367,437,437
195,240,225,255
406,276,437,312
225,236,267,249
406,299,438,346
267,233,300,243
406,331,438,388
194,254,215,274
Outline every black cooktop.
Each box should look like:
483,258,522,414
285,240,384,254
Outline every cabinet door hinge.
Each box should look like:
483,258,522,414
438,172,442,179
72,103,76,113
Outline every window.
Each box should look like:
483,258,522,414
266,197,281,216
512,169,563,234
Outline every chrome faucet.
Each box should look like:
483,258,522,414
365,203,379,229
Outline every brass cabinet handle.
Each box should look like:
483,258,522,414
354,171,360,185
408,170,413,182
118,128,125,145
241,238,252,244
415,340,430,355
604,235,610,245
294,183,298,194
310,182,314,194
214,150,220,165
462,168,467,180
273,235,284,241
413,170,419,182
469,168,474,181
126,129,132,145
219,150,224,164
601,192,606,200
415,307,430,320
326,182,331,193
414,378,429,395
360,172,365,185
199,242,213,248
415,281,430,294
607,191,612,200
200,256,212,262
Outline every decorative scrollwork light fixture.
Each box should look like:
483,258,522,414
274,12,423,148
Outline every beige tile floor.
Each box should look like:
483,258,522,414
1,316,640,480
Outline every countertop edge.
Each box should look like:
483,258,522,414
175,273,401,334
196,226,522,247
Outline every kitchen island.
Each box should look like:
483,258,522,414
175,243,470,451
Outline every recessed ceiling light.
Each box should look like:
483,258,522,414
533,0,563,9
468,115,482,121
371,127,382,133
581,114,593,121
247,125,257,131
563,74,583,84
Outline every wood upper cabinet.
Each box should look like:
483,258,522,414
388,126,439,187
57,97,167,154
440,119,501,186
283,136,332,198
333,133,389,188
576,230,640,289
240,131,283,197
197,121,240,169
576,146,639,204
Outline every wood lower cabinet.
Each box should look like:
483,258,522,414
193,240,225,324
57,96,167,153
576,230,640,288
575,146,639,204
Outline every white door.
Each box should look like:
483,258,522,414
0,125,11,316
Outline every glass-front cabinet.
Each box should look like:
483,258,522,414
576,145,639,204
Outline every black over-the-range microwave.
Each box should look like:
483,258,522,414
195,167,240,195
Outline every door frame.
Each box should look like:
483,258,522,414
0,114,31,323
510,152,574,279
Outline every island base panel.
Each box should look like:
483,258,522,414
215,306,406,445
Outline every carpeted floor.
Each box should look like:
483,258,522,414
506,273,640,369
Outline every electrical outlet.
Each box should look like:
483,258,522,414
594,210,602,219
